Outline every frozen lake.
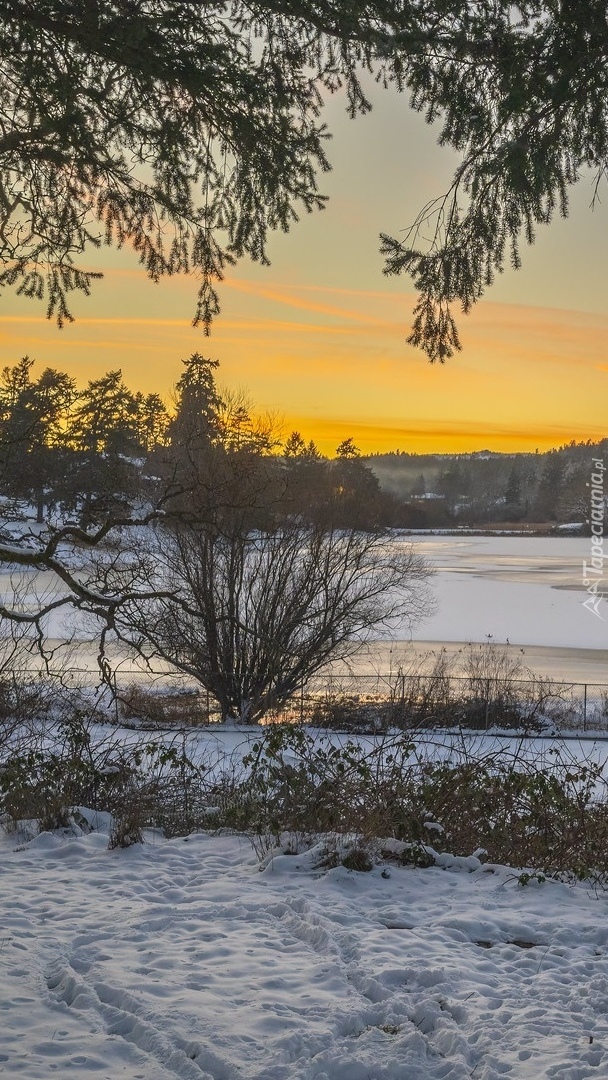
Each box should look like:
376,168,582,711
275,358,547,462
410,535,607,651
342,535,608,683
0,534,606,684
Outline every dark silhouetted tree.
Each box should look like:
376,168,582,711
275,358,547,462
0,357,76,521
65,370,140,524
533,451,567,522
133,393,170,454
165,355,281,531
2,2,603,358
282,431,330,523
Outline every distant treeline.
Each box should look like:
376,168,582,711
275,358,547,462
0,353,604,531
366,444,608,528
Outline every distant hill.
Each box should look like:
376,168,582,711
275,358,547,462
364,441,607,530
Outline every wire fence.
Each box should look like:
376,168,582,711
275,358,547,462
4,664,608,734
294,672,608,733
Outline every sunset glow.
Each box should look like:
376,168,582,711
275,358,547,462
1,269,605,455
0,81,606,456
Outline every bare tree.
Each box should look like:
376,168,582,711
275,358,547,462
109,523,432,724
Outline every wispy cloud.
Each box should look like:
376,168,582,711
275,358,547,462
224,277,392,325
284,414,607,453
1,272,605,455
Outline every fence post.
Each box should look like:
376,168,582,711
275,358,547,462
583,683,587,733
114,669,119,726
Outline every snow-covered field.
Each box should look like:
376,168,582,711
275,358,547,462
3,825,608,1080
2,535,608,1078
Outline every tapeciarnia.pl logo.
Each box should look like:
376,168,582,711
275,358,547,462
582,458,605,620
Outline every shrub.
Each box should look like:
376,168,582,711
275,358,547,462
234,728,608,883
306,644,575,734
0,716,135,831
6,697,608,883
0,715,205,847
117,684,208,728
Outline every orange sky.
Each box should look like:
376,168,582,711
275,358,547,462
0,79,606,455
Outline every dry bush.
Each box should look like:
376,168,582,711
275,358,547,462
232,727,608,883
6,677,608,882
306,644,577,734
412,747,608,881
307,692,395,732
0,715,138,831
117,683,208,728
108,786,146,848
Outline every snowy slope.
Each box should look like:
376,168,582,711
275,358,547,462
2,827,608,1079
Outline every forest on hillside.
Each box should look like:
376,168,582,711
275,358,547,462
367,444,607,529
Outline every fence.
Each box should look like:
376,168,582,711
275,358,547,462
293,672,608,733
3,663,608,734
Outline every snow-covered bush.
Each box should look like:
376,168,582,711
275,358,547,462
6,705,608,882
233,728,608,883
0,716,136,832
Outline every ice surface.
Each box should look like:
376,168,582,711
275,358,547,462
397,536,608,651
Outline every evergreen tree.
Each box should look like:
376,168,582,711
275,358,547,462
133,393,170,454
283,431,308,459
532,451,567,522
169,355,222,451
504,464,525,520
2,2,603,358
0,357,76,521
436,462,470,516
335,437,361,459
166,354,281,531
65,370,140,524
331,440,386,528
282,432,330,523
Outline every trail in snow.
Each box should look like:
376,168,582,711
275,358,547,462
2,827,608,1078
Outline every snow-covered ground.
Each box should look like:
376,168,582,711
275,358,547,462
3,825,608,1080
1,531,607,1078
